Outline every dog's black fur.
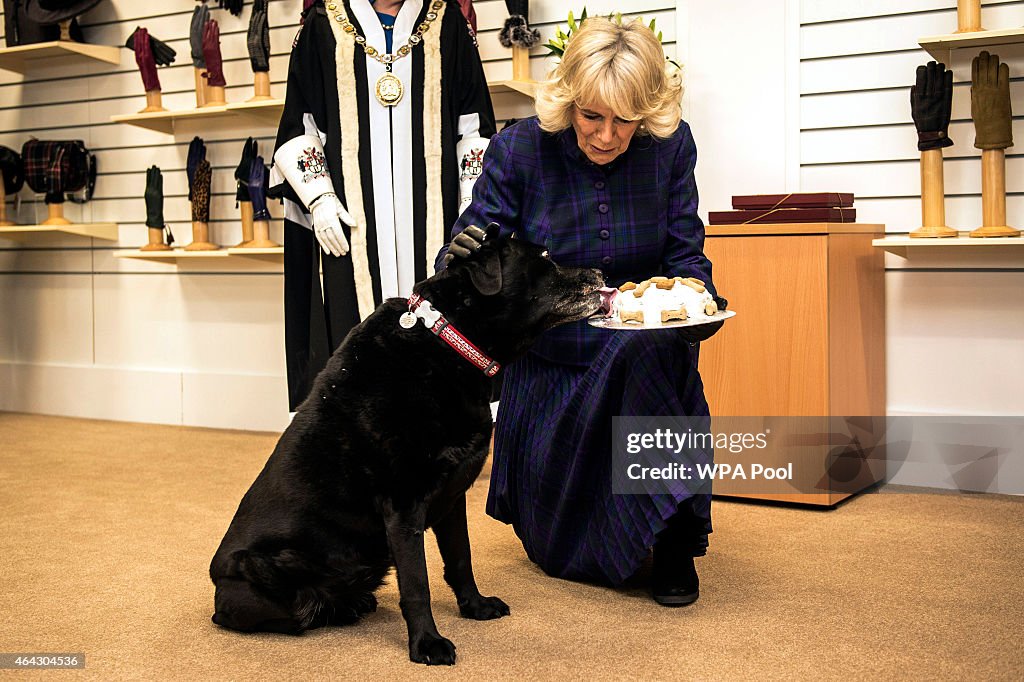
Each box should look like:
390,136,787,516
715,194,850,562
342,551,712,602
210,227,603,665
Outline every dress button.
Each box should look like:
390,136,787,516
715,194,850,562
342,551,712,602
595,181,606,190
601,256,612,265
598,203,609,214
599,229,610,239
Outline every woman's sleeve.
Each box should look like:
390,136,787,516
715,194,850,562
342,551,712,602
434,132,520,271
663,123,718,298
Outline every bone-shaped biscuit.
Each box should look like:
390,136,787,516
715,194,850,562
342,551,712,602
655,279,675,290
633,281,651,297
705,301,718,316
620,309,644,324
679,278,706,293
661,306,688,323
619,281,637,292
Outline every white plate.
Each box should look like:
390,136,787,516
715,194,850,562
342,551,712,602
587,309,736,331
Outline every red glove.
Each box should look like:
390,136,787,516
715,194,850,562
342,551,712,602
202,19,226,87
133,27,160,92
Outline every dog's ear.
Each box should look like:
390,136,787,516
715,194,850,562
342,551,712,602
465,247,502,296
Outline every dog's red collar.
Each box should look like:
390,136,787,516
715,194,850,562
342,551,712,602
403,294,501,378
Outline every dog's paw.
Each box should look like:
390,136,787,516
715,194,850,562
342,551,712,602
409,633,457,666
459,594,510,620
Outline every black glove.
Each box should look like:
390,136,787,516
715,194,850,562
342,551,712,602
442,223,489,265
190,3,210,68
234,137,257,202
0,146,25,195
715,295,728,312
217,0,245,16
910,61,954,151
187,136,206,202
144,165,165,228
247,0,271,72
125,27,176,67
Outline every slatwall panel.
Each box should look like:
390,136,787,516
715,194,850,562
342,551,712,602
0,0,676,430
798,0,1024,418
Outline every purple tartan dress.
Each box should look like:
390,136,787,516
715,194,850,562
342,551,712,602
438,117,717,585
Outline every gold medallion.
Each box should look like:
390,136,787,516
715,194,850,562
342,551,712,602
375,72,404,107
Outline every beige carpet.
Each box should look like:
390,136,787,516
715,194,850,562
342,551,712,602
1,412,1021,680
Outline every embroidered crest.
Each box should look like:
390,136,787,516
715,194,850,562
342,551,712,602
297,147,328,183
459,147,484,182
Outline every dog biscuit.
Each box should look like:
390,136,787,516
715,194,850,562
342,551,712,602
633,281,651,297
680,278,706,293
655,279,675,290
619,309,644,324
619,281,637,292
661,306,687,323
705,301,718,316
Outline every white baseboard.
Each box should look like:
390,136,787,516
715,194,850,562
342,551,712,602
0,361,289,433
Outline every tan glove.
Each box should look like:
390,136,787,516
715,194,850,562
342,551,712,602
971,51,1013,150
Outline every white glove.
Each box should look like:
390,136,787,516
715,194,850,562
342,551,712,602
457,136,489,213
309,193,353,257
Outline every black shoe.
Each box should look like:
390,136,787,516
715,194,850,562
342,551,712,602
652,548,699,607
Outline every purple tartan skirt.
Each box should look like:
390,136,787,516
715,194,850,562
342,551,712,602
487,330,713,586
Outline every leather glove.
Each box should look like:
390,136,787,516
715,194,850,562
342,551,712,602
190,3,210,68
191,159,212,223
235,137,257,202
910,61,954,152
247,0,271,73
202,19,227,87
442,223,489,265
249,156,271,221
144,165,165,228
309,193,353,257
187,136,207,202
971,51,1013,150
0,146,26,196
132,28,160,92
126,27,176,67
217,0,244,16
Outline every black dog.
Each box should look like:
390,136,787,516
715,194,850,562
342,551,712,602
210,227,603,665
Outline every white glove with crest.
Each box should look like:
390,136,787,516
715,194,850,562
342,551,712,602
274,134,353,257
457,136,489,213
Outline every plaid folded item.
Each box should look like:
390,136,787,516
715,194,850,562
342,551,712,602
22,139,96,204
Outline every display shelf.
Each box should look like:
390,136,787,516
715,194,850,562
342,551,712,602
874,234,1024,256
115,247,283,262
114,249,230,261
0,41,121,73
110,99,284,134
919,27,1024,62
488,79,537,98
0,223,118,241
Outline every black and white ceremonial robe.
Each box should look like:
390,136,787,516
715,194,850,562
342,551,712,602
270,0,495,409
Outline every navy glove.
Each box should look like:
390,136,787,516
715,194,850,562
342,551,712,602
249,156,271,221
187,136,207,202
679,320,723,344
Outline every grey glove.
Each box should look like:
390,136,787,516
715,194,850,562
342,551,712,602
247,0,271,72
190,3,210,68
442,223,489,265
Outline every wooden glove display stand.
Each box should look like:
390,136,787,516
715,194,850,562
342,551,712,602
194,68,207,108
185,220,219,250
911,149,957,238
972,149,1021,237
41,203,70,226
204,82,226,107
956,0,983,33
248,72,273,102
140,226,172,251
0,171,14,226
246,218,280,249
234,202,254,247
140,90,165,114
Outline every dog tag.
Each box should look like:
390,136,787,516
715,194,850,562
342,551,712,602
399,312,417,329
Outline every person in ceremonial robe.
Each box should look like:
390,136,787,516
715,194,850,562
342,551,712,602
271,0,494,409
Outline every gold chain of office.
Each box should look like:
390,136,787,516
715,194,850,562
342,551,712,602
326,1,444,107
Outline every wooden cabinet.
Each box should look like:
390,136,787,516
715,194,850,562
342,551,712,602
698,223,887,506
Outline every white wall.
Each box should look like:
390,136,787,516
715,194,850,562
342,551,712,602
0,0,678,431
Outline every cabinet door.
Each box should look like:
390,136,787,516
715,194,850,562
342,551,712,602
699,235,829,417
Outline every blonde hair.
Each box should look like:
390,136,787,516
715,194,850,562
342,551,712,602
535,17,683,139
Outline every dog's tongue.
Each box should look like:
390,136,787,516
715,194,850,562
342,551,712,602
597,287,618,316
